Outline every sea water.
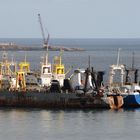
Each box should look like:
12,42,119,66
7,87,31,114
0,38,140,140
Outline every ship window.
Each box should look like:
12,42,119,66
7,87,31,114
57,69,62,74
43,67,51,73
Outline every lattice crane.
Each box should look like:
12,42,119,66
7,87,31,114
38,13,50,50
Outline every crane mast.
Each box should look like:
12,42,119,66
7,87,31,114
38,14,50,50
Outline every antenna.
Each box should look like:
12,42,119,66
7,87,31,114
88,55,90,69
11,54,13,63
59,49,63,65
117,48,121,66
24,53,27,63
132,52,135,70
45,52,48,65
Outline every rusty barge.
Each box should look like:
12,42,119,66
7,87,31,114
0,51,110,109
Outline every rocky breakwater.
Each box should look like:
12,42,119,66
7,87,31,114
0,43,85,51
46,45,85,51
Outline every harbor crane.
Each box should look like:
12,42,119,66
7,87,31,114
38,14,50,50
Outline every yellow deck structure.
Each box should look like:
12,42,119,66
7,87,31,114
19,62,30,73
53,53,65,75
0,52,17,76
52,52,65,86
15,55,30,91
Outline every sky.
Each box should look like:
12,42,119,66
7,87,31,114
0,0,140,38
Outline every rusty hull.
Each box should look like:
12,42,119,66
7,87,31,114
0,90,109,109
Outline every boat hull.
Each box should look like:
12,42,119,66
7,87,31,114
123,93,140,107
0,90,109,109
107,95,124,109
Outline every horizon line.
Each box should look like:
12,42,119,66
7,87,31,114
1,37,140,39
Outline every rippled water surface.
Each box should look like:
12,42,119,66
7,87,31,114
0,108,140,140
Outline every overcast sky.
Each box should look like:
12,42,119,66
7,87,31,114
0,0,140,38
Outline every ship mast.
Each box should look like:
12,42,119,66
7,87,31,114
117,48,121,66
109,48,125,86
132,52,135,70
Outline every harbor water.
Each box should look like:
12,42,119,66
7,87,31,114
0,108,140,140
0,38,140,140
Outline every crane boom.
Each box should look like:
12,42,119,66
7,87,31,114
38,14,50,49
38,14,46,44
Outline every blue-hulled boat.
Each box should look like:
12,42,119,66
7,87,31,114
106,50,140,108
123,93,140,107
121,84,140,107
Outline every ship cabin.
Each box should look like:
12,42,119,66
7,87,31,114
39,53,52,87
